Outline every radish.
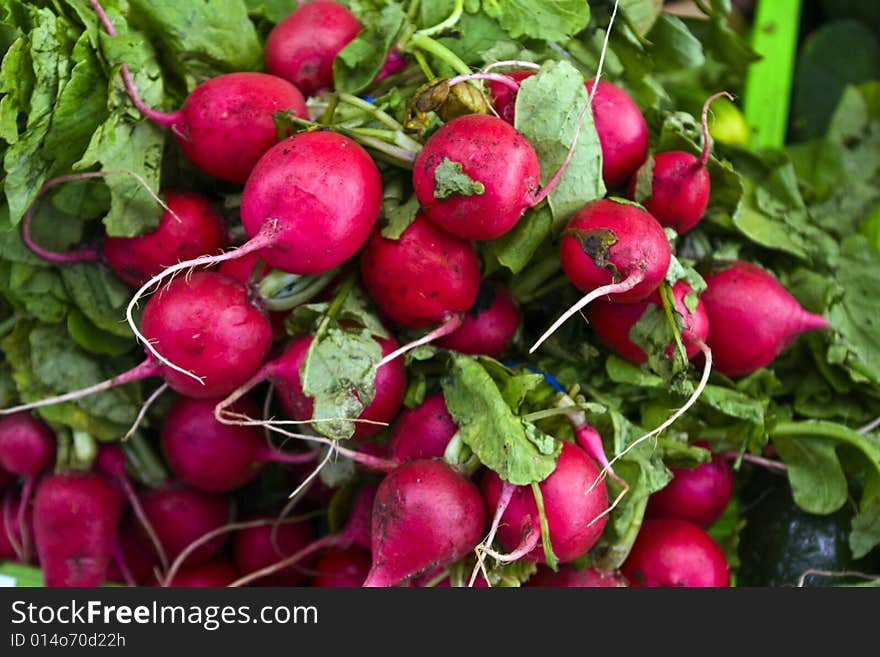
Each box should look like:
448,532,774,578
0,494,33,563
310,547,372,587
160,395,317,493
359,214,480,350
585,78,649,189
388,393,458,463
485,68,539,124
412,113,541,240
646,442,733,528
138,485,231,568
628,93,733,234
0,271,274,416
481,441,609,564
89,0,309,183
0,464,13,489
0,411,54,561
435,281,521,357
265,0,361,96
233,516,315,586
620,517,730,587
588,281,710,364
166,559,240,588
32,471,122,586
107,516,162,586
527,564,628,587
530,198,671,353
363,459,486,587
700,260,829,377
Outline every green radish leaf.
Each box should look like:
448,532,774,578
631,156,655,204
59,263,134,338
514,59,605,230
646,14,705,72
301,326,383,440
772,435,849,515
433,157,485,200
286,287,388,339
619,0,663,36
442,353,560,485
850,486,880,559
334,3,405,94
66,310,133,357
380,194,420,240
480,0,590,42
487,205,554,274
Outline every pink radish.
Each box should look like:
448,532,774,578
89,0,308,183
359,214,480,353
646,442,733,528
166,559,240,588
485,69,539,123
138,485,231,568
233,516,316,586
628,93,733,234
107,516,162,586
435,281,521,357
412,113,541,240
481,441,609,564
589,280,710,364
530,198,671,353
527,564,628,587
0,411,54,561
265,1,361,96
310,547,372,587
388,393,458,463
700,260,829,377
620,517,730,587
32,471,123,586
363,459,486,587
585,78,649,189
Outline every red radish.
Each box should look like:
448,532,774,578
620,517,730,587
0,411,54,561
530,198,671,353
160,395,317,493
375,46,409,82
527,564,628,587
485,69,539,123
265,1,361,96
482,441,609,564
32,471,122,586
0,271,274,416
435,281,520,357
628,93,733,234
89,1,308,183
700,260,829,377
139,485,231,568
101,192,227,287
310,547,372,587
572,420,616,481
107,516,162,586
0,464,13,488
363,459,486,587
0,494,33,563
646,442,733,528
412,113,540,240
233,516,315,586
588,281,710,364
388,393,458,463
166,559,240,588
360,214,480,338
585,78,649,189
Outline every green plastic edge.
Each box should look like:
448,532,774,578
742,0,803,149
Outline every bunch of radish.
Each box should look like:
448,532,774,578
0,0,843,590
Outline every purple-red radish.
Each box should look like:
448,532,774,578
527,564,628,587
265,0,361,96
700,260,829,377
620,517,730,587
530,198,671,353
363,459,486,587
0,411,54,561
0,464,13,488
627,93,733,235
646,442,733,528
89,0,309,183
584,78,649,189
166,559,240,588
107,516,162,586
160,395,317,493
388,393,458,463
310,547,372,587
233,516,315,587
139,485,231,568
435,281,520,357
412,113,541,240
485,68,539,124
359,215,480,357
588,280,710,364
1,494,34,563
481,441,609,564
32,471,122,586
572,420,617,483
